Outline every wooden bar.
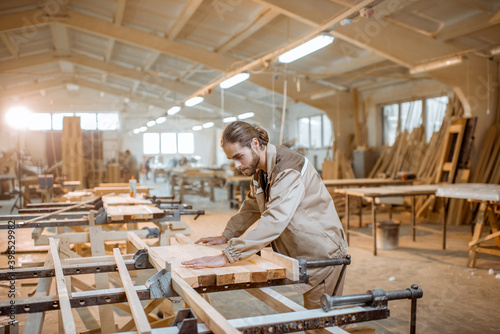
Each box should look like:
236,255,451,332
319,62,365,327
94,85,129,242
113,248,152,334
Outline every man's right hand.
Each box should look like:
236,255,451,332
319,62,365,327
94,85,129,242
194,236,228,246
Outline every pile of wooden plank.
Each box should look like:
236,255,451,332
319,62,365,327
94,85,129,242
322,147,356,180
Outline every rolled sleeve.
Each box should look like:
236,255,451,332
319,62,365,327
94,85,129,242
224,170,305,262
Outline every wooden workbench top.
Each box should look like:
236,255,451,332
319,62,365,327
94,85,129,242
102,194,152,207
323,178,413,187
334,184,441,197
105,204,164,221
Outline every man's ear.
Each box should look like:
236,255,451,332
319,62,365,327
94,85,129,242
251,137,259,149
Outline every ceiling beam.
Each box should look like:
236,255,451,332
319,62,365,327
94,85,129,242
0,79,66,99
168,0,204,40
216,8,280,53
114,0,128,26
0,31,19,58
142,50,161,70
433,8,500,41
0,51,57,72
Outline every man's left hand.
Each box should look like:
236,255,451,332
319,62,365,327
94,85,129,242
181,254,229,268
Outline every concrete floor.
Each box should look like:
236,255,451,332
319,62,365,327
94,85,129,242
1,181,500,333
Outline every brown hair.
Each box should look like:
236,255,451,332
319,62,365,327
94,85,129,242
221,121,269,149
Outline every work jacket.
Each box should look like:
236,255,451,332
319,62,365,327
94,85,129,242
222,144,347,293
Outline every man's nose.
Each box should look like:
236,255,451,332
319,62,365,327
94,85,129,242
234,161,242,169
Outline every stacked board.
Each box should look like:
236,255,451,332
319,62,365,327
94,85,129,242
149,244,287,287
102,194,152,208
106,204,164,221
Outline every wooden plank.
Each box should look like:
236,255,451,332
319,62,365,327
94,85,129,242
89,225,116,333
106,205,164,221
94,186,150,197
113,248,152,334
20,197,97,226
34,229,150,245
119,299,164,332
24,242,55,334
260,248,299,281
48,238,76,334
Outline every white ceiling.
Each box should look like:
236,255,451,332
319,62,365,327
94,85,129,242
0,0,499,131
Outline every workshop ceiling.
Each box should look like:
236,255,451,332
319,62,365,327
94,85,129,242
0,0,499,132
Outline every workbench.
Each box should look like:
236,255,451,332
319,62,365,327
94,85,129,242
323,178,414,188
225,175,252,208
0,231,424,334
335,185,441,255
170,168,225,202
435,183,500,267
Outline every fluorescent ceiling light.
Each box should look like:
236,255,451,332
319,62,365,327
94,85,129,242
147,120,156,127
490,46,500,56
133,128,141,134
410,56,463,75
310,90,336,100
220,72,250,89
192,125,202,131
156,116,166,124
139,126,147,132
66,83,79,91
185,96,204,107
238,112,254,120
223,116,237,123
167,106,181,115
5,106,32,129
203,122,214,128
278,34,334,64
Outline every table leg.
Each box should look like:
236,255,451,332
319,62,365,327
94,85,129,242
345,194,350,245
228,183,233,208
411,195,416,242
240,183,246,203
359,197,362,228
442,197,447,250
372,198,377,256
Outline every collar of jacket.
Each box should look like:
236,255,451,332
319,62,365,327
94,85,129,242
266,143,277,173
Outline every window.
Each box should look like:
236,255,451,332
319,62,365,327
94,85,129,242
97,113,119,130
29,113,52,130
144,132,194,155
178,133,194,154
76,113,97,130
426,96,448,141
50,112,120,131
161,133,177,154
298,115,334,149
143,133,160,154
381,96,448,146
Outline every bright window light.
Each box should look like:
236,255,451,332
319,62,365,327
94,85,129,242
143,133,160,154
133,128,141,134
238,112,254,120
76,113,97,130
29,113,52,130
167,106,181,115
185,97,204,107
220,72,250,89
5,106,32,129
178,133,194,154
98,113,119,130
156,116,166,124
139,126,147,132
278,34,334,64
223,116,237,123
52,113,74,130
161,133,177,154
147,120,156,127
192,125,202,131
202,122,214,128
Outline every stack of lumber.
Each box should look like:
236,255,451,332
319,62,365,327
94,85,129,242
322,147,356,180
368,96,464,182
106,204,164,221
62,117,85,188
148,244,288,287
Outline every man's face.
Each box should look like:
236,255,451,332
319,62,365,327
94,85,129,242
223,142,260,176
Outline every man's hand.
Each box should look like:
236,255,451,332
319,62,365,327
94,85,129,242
181,254,229,268
194,236,228,246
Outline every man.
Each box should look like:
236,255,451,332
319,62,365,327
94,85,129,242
122,150,138,180
182,121,347,309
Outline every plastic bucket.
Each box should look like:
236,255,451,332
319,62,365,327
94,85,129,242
376,220,400,250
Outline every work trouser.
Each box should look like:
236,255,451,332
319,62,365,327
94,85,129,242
303,264,346,310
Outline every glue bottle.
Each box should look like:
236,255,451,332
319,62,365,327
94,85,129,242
129,175,137,197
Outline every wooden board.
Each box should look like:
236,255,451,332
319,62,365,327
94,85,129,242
148,244,287,288
102,194,152,207
323,178,413,187
106,205,164,221
334,184,441,198
94,186,150,196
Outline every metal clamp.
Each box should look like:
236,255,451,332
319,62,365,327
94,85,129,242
172,308,198,333
133,249,149,269
145,268,178,298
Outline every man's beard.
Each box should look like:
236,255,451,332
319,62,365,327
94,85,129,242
242,149,260,176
